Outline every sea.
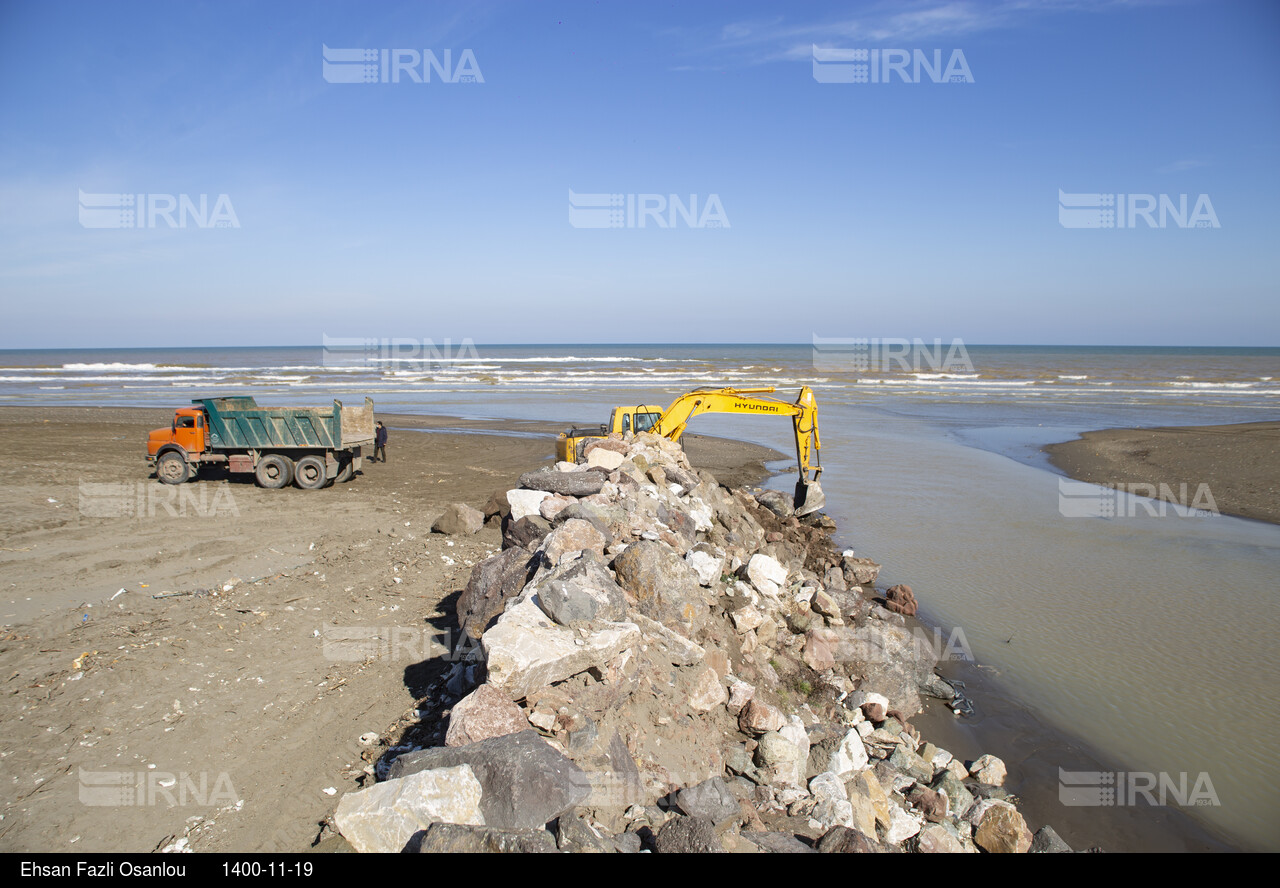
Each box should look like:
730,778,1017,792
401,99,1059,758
1,342,1277,850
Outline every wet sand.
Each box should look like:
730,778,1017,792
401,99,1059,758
1046,420,1280,524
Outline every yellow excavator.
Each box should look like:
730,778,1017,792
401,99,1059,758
555,386,825,516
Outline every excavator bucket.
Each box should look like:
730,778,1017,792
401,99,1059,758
793,477,826,517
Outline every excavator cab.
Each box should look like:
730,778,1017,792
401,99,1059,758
631,410,661,434
607,406,662,436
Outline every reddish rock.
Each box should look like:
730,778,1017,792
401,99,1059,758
538,494,578,521
540,518,606,566
907,786,949,823
584,436,629,456
738,698,786,735
803,628,837,672
884,584,918,616
445,684,528,747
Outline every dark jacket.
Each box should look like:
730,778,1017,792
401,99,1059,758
375,425,387,446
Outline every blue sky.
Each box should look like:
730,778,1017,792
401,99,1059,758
1,0,1277,347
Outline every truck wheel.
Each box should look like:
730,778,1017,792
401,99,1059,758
156,451,189,485
255,454,293,489
294,455,327,489
335,458,355,483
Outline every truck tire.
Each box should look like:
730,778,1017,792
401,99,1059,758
294,455,327,489
335,458,355,483
156,451,189,485
255,454,293,489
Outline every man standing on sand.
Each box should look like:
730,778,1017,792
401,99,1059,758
373,421,387,463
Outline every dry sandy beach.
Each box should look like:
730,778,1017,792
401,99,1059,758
0,405,779,852
1046,420,1280,525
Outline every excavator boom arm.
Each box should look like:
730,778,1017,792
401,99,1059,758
652,387,823,513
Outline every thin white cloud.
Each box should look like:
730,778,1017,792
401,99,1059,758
682,0,1178,67
1155,159,1210,174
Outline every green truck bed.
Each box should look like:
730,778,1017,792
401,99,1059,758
197,396,375,451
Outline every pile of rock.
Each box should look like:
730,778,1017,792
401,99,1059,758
333,431,1072,853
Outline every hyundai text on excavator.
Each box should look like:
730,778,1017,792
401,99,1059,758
555,386,825,516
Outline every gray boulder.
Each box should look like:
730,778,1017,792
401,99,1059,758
741,831,816,853
520,468,607,497
389,731,591,830
537,557,628,626
457,547,537,639
611,539,706,633
817,825,879,853
754,489,794,518
1030,824,1073,853
414,822,557,853
432,502,485,535
654,816,722,853
503,515,552,550
675,778,740,829
555,808,614,853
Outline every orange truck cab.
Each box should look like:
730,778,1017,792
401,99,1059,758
147,407,207,462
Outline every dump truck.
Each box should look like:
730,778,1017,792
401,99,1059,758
556,386,825,516
146,396,376,489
